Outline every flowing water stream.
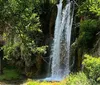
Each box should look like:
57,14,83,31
44,0,74,81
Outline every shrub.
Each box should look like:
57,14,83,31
65,72,91,85
83,54,100,84
78,19,100,49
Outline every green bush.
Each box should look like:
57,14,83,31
83,54,100,84
66,72,91,85
78,19,100,49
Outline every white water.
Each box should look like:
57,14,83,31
43,0,74,81
51,0,74,80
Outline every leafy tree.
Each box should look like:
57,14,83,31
78,19,100,49
0,0,47,76
78,0,100,17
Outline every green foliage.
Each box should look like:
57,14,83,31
78,0,100,17
78,19,100,49
25,72,90,85
25,79,58,85
27,80,40,85
0,68,20,80
0,0,48,76
66,72,91,85
83,54,100,84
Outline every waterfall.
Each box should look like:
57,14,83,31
50,0,74,80
43,0,74,81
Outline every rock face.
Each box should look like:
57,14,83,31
70,39,83,72
92,33,100,57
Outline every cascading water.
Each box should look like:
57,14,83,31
51,0,74,80
44,0,74,81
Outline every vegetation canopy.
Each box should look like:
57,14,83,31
0,0,100,85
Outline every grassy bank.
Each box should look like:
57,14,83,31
24,72,90,85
